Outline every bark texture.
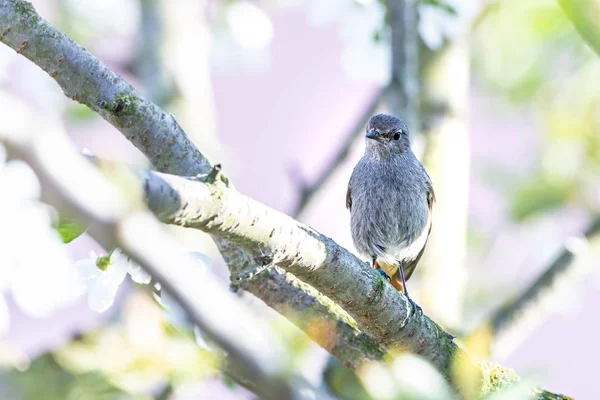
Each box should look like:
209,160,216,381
0,2,574,397
0,0,377,369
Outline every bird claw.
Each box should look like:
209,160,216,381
408,298,423,317
376,269,423,317
377,269,391,282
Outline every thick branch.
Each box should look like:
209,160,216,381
0,3,573,397
0,0,373,369
388,0,420,131
0,0,207,176
141,166,460,378
0,121,309,400
135,165,570,397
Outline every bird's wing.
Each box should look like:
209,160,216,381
401,174,435,281
426,173,436,211
346,185,352,211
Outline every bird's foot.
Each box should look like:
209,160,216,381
407,297,423,317
377,269,391,282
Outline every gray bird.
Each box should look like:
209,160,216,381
346,113,435,313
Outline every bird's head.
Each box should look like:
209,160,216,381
364,113,410,154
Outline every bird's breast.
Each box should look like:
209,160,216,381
349,163,429,261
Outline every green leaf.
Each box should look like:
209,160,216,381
65,103,97,122
0,354,147,400
53,216,87,243
510,176,576,221
420,0,458,16
558,0,600,57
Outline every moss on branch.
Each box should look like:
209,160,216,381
0,0,381,370
0,2,574,397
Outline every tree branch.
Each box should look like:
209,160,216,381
0,0,207,176
290,86,386,219
480,216,600,357
128,163,517,385
117,158,568,398
387,0,420,131
291,0,501,222
132,0,173,107
0,0,372,370
0,2,573,397
0,118,315,400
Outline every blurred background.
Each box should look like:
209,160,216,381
0,0,599,398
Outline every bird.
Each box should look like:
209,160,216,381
346,113,435,314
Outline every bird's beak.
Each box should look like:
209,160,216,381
366,130,378,140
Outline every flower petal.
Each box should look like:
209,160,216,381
128,265,151,284
0,296,9,336
87,272,125,313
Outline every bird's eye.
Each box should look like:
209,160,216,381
393,132,401,140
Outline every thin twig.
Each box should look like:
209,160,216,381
480,216,600,357
291,0,500,221
290,86,386,219
292,0,420,219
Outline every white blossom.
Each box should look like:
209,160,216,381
113,249,151,284
76,251,127,313
304,0,348,26
338,2,390,84
0,297,8,337
0,147,81,325
210,2,273,73
303,0,390,83
418,0,479,50
74,248,151,313
301,0,480,81
62,0,139,38
227,2,274,51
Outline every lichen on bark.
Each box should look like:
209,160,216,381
0,2,574,397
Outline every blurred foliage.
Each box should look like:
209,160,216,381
3,0,596,398
55,293,219,393
474,0,600,221
474,0,586,102
378,0,458,16
510,176,576,221
558,0,600,56
323,357,371,400
1,292,219,399
65,103,98,122
420,0,457,16
452,329,488,399
1,354,147,400
359,353,455,400
52,215,87,243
